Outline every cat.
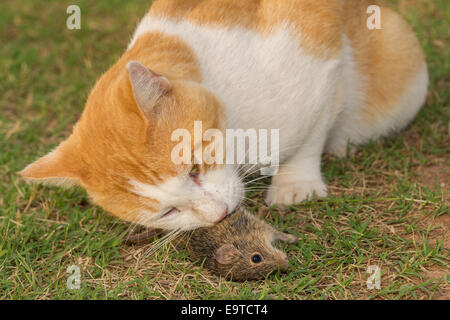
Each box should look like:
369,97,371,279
20,0,428,231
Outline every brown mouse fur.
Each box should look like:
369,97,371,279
182,209,297,281
126,209,297,281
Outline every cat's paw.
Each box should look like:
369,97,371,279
265,176,327,206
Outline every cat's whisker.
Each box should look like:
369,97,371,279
238,195,260,206
243,185,266,194
243,175,272,185
102,208,148,241
239,162,259,179
141,228,182,260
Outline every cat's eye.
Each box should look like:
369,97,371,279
251,253,263,264
162,207,178,217
189,165,199,177
189,165,201,185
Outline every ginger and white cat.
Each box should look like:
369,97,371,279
20,0,428,231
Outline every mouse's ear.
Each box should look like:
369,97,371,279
215,244,239,265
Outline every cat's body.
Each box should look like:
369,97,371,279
20,0,428,230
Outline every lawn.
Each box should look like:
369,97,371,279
0,0,448,299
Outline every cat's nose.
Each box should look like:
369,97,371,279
215,205,228,223
193,196,228,223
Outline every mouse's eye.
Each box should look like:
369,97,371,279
251,253,263,264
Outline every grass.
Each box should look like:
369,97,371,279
0,0,449,300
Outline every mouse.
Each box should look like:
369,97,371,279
183,209,297,281
125,208,297,281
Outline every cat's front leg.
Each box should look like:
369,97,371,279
265,156,327,206
265,135,328,206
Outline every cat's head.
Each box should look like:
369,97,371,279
19,61,243,231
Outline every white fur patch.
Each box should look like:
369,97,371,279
130,16,341,166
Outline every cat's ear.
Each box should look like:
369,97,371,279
126,61,172,118
18,140,84,188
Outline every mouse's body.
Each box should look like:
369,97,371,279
126,209,297,281
184,209,297,281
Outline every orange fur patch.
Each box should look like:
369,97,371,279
342,0,426,121
149,0,426,118
150,0,343,59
